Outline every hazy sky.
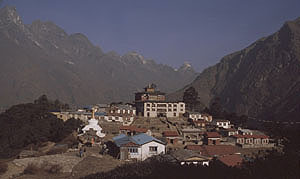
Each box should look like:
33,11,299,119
2,0,300,71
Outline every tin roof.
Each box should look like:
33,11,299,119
113,133,165,147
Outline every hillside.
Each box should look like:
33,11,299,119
169,17,300,121
0,6,197,108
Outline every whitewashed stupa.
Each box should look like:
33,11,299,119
82,108,105,137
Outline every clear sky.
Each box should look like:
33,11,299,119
2,0,300,71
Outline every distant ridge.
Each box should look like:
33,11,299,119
0,6,198,107
168,17,300,121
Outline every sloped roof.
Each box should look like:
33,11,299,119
170,149,210,161
131,133,164,145
218,154,243,167
113,134,131,147
206,132,221,138
113,133,165,147
163,131,179,137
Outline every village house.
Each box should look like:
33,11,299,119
94,103,109,113
119,125,152,136
232,134,274,148
189,112,203,120
238,128,253,135
168,149,210,166
113,133,166,161
162,130,181,144
182,128,204,144
186,145,243,167
202,114,213,122
108,104,136,117
135,84,185,118
220,128,239,137
52,111,90,122
204,132,221,145
193,120,208,128
189,112,212,122
212,119,231,129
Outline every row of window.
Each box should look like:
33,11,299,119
110,110,135,114
146,108,183,112
128,146,158,153
238,138,269,144
146,112,178,117
146,103,184,108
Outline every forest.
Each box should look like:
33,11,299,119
0,95,81,158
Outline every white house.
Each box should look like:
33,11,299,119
238,128,253,135
189,112,204,120
113,133,166,161
213,119,231,129
143,102,185,118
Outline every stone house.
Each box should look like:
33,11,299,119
162,130,181,144
204,132,221,145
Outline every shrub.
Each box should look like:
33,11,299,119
23,163,40,175
45,163,62,174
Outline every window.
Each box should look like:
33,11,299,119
174,104,177,107
157,104,167,107
180,104,184,107
146,108,150,111
146,103,150,107
149,146,158,152
152,108,155,111
128,148,138,153
168,104,172,107
174,113,176,117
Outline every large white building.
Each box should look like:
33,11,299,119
113,133,166,161
135,84,185,118
143,102,185,118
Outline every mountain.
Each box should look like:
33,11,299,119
169,17,300,121
0,6,198,107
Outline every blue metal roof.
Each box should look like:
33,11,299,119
113,134,131,147
131,133,163,145
113,133,164,147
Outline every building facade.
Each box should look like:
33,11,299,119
233,134,274,148
113,133,166,161
135,84,185,117
143,102,185,118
